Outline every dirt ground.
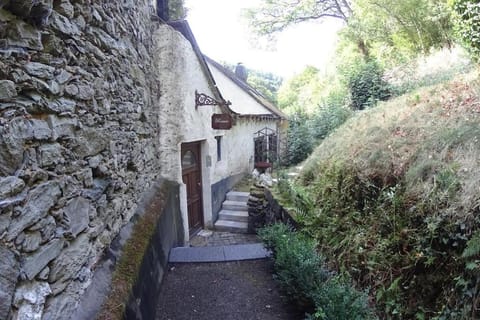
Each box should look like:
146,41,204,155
155,259,304,320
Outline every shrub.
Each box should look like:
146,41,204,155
258,224,375,319
308,277,374,320
286,111,315,165
311,91,352,140
348,59,391,110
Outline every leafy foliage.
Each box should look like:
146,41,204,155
258,224,375,319
286,111,315,165
346,59,391,110
292,73,480,318
278,67,352,166
244,0,352,41
451,0,480,60
169,0,187,20
246,70,283,104
343,0,453,61
221,61,283,104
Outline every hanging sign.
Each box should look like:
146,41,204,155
212,114,232,130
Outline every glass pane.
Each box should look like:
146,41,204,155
182,150,196,168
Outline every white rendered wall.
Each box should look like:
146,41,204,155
208,63,274,115
212,119,279,184
154,24,281,242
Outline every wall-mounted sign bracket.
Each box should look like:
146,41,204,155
195,90,231,109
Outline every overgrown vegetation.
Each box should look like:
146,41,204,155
97,207,159,319
243,0,480,318
284,73,480,318
451,0,480,60
258,224,375,320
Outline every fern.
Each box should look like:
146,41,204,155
462,231,480,259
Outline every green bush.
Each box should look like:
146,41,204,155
307,277,374,320
311,103,352,141
452,0,480,60
286,111,315,165
348,60,391,110
258,224,375,319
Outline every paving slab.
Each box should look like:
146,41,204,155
169,243,270,263
224,243,270,261
169,246,225,263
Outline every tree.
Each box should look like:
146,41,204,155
244,0,352,39
343,0,453,61
246,0,453,59
451,0,480,60
222,61,283,104
277,66,322,113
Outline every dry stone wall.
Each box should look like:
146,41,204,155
0,1,165,319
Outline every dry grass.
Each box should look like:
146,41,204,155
302,71,480,222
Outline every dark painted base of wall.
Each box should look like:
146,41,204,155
211,173,246,222
73,179,183,320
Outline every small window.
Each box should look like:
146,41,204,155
181,150,196,168
215,136,222,161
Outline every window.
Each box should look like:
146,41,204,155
215,136,222,161
181,150,196,169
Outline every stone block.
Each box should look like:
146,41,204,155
38,143,63,168
7,181,61,241
22,238,64,280
31,119,52,140
0,176,25,198
13,281,51,320
22,231,42,253
4,18,43,50
47,115,77,140
74,128,109,158
55,69,72,84
63,197,90,239
49,233,92,285
0,245,19,320
0,211,12,235
24,62,55,79
0,80,17,101
29,215,56,243
47,97,76,114
50,11,80,36
54,0,74,19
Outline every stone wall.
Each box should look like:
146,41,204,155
248,187,298,232
0,1,168,319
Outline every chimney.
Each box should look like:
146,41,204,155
235,63,248,82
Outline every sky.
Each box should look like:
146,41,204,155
184,0,344,79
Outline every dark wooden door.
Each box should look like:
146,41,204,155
181,142,203,235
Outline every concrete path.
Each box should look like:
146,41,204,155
156,260,304,320
157,231,304,320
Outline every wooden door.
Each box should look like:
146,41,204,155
181,142,203,235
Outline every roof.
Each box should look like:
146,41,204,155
204,56,287,120
168,20,236,115
168,20,286,121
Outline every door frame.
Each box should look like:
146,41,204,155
181,141,204,235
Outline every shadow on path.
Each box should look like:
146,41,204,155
156,259,304,320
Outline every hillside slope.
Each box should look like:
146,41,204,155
297,71,480,318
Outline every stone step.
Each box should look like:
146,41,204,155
214,220,248,233
222,200,248,211
218,209,249,222
226,191,250,202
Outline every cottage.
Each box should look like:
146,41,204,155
158,20,287,241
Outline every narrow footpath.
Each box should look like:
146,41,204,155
155,231,303,320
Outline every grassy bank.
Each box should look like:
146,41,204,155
289,71,480,318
